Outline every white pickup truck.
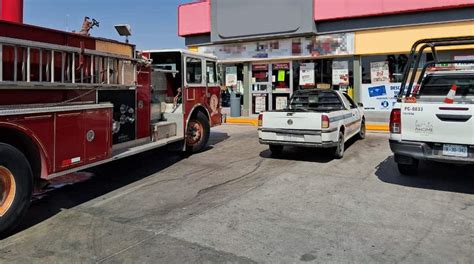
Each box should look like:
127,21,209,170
258,89,366,158
390,70,474,175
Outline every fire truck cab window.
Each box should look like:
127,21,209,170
206,61,217,84
186,57,203,84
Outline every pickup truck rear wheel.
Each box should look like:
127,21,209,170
333,132,345,159
269,145,283,157
0,143,33,237
397,161,419,176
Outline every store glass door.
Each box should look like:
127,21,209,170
271,62,291,111
251,64,270,114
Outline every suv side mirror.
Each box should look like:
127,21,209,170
357,102,364,107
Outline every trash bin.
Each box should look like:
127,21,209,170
230,92,242,117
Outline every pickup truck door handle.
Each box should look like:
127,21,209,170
436,114,472,122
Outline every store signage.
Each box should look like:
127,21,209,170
332,61,349,85
454,55,474,67
273,63,290,70
198,33,355,61
370,61,390,84
225,66,238,87
299,63,315,86
361,83,401,112
252,64,269,71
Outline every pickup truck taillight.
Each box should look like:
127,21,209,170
258,114,263,127
390,109,401,134
322,115,330,129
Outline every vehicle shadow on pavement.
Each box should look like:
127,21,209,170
11,131,230,238
259,137,359,163
375,156,474,195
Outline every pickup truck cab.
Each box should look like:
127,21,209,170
390,70,474,175
259,89,366,159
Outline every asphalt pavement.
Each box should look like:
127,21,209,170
0,125,473,263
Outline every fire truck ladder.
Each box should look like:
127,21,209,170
0,36,137,89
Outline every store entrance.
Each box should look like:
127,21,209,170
251,62,292,115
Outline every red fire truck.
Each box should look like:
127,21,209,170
0,20,222,235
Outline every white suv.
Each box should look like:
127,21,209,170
390,71,474,175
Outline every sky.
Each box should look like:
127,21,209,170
24,0,189,50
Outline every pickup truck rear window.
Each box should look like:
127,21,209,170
289,91,343,112
418,75,474,96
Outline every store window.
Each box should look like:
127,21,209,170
361,55,409,84
252,64,269,92
186,57,202,84
293,58,354,91
222,64,244,107
272,63,290,91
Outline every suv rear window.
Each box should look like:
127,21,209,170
418,74,474,96
289,90,343,112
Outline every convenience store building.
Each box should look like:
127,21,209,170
178,0,474,127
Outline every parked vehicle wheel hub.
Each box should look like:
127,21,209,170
0,166,16,217
187,121,203,146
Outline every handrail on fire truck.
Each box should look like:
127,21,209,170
0,36,138,89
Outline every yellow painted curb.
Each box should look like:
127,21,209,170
366,124,389,132
225,117,259,126
225,118,390,132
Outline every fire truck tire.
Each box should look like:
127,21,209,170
186,112,210,153
0,143,33,238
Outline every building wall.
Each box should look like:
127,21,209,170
210,0,315,42
178,0,210,36
314,0,474,21
355,20,474,55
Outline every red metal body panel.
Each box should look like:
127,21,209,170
55,111,85,171
0,107,112,176
0,21,96,49
0,0,23,23
84,109,112,162
184,85,222,127
1,114,54,175
136,68,151,139
0,90,96,105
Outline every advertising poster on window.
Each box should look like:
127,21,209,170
254,94,267,113
361,83,401,111
370,62,390,84
332,61,349,85
225,67,238,87
275,96,288,110
299,63,315,86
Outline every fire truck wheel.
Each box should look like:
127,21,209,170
0,143,33,237
186,112,210,153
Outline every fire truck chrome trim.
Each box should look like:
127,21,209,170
0,103,114,117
